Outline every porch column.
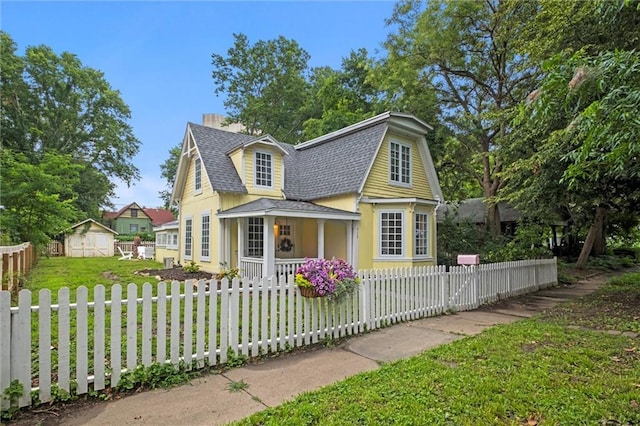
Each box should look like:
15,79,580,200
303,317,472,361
218,218,226,265
263,216,275,277
352,221,359,270
317,219,325,259
224,218,231,266
346,220,353,265
237,218,244,267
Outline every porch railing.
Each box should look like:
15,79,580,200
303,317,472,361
239,257,307,279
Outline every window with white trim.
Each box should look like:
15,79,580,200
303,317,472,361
380,211,404,256
254,151,272,188
247,217,264,257
201,213,210,259
156,232,167,247
415,212,430,257
184,218,192,258
390,141,411,185
168,232,178,249
130,224,138,233
194,157,202,192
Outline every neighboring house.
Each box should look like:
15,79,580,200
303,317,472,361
438,198,520,236
65,219,118,257
103,203,174,235
153,220,179,264
439,198,569,250
170,111,444,277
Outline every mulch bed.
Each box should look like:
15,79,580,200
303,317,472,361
135,266,214,282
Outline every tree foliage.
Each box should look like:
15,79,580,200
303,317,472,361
211,33,311,142
503,0,640,267
385,0,540,234
159,143,182,209
0,150,81,246
0,32,141,244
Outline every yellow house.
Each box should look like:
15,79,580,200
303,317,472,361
170,111,444,277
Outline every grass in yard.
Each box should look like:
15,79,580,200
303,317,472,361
542,272,640,333
235,272,640,425
26,256,164,297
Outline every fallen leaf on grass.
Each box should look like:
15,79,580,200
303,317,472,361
630,400,640,409
610,356,622,362
624,347,637,353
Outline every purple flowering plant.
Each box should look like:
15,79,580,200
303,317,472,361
295,257,360,301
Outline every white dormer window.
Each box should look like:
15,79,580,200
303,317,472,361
254,151,273,188
390,141,411,186
194,157,202,193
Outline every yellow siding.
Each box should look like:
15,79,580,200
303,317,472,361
155,247,178,263
325,221,347,259
300,218,318,257
358,203,437,270
243,145,283,197
357,204,375,269
183,154,212,199
362,133,433,199
179,169,220,273
229,149,244,184
314,194,357,212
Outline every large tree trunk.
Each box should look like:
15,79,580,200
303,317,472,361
576,206,607,269
591,212,607,256
487,202,502,236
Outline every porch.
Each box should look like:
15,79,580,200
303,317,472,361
240,257,307,280
217,198,361,279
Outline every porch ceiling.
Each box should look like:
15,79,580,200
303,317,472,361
217,198,360,220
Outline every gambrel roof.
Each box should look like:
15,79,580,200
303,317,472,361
171,111,443,205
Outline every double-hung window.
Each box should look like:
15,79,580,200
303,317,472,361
194,157,202,193
184,218,193,259
201,213,210,259
254,151,273,188
380,211,404,256
247,217,264,256
390,141,411,185
415,212,430,257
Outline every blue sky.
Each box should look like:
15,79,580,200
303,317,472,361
2,1,396,210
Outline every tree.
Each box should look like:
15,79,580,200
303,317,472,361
302,49,385,140
159,143,181,208
0,150,81,246
507,49,640,268
385,0,540,233
504,0,640,267
0,32,141,218
211,33,312,143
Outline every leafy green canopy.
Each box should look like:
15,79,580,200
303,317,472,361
0,32,141,244
384,0,540,231
0,150,81,246
211,33,312,143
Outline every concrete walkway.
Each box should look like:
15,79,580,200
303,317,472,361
37,271,619,426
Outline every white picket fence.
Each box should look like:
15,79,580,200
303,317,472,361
0,258,556,410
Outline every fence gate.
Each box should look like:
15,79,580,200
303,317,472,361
448,265,479,311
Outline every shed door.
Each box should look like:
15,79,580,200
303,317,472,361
82,234,96,257
95,234,109,256
69,235,84,257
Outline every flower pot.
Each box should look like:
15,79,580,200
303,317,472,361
298,286,320,298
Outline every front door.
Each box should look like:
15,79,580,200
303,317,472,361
275,220,295,259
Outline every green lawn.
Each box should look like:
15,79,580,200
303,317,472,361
25,256,164,299
235,272,640,425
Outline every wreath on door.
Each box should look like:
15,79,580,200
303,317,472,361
278,237,294,252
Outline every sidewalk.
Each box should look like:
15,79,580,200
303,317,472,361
27,272,617,426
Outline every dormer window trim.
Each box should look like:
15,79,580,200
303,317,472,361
389,140,412,187
254,150,273,189
194,157,202,195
